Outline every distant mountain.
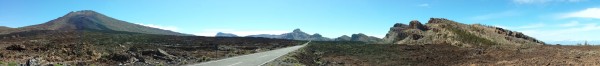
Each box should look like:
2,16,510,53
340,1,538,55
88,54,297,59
247,29,332,41
0,26,11,30
246,34,281,38
0,10,190,36
334,34,382,43
350,33,383,43
215,32,239,37
383,18,544,48
335,35,351,41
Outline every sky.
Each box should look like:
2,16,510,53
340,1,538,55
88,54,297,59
0,0,599,44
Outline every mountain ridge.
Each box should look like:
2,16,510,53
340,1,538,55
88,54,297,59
245,29,333,41
383,18,544,48
0,10,191,36
215,32,239,37
334,33,382,43
0,26,11,30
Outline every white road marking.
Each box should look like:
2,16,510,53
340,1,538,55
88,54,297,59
227,62,243,66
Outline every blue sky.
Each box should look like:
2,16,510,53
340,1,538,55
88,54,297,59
1,0,599,44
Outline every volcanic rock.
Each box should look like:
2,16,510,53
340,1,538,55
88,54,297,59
383,18,544,48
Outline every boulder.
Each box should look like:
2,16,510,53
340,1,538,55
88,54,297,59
6,44,26,51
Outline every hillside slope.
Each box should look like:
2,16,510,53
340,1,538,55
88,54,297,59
0,26,11,30
0,10,190,36
383,18,544,48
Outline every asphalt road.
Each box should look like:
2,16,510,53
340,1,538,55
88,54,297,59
186,41,310,66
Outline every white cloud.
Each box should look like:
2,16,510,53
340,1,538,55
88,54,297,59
472,11,520,20
418,4,429,7
495,23,545,29
503,22,600,44
513,0,586,4
493,25,510,29
193,29,289,37
517,23,545,29
563,8,600,19
560,21,579,27
135,23,179,31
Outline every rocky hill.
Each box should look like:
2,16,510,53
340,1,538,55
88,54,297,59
383,18,544,48
350,33,383,43
334,35,351,41
0,26,11,30
0,10,191,36
334,34,382,43
246,29,332,41
215,32,239,37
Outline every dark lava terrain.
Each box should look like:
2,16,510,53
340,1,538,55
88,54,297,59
0,30,303,66
269,41,600,66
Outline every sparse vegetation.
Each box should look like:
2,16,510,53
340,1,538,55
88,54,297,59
281,41,600,66
0,30,303,65
447,27,498,46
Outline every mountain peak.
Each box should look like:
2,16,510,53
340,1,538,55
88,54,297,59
292,28,303,33
71,10,99,14
427,18,452,24
409,20,428,31
343,33,383,43
393,23,409,27
312,33,322,37
335,35,352,41
16,10,191,36
66,10,102,16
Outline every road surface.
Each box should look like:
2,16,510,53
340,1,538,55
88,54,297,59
186,41,310,66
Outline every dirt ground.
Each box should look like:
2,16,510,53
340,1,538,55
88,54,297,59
289,41,600,66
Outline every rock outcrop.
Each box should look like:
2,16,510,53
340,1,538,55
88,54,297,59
409,20,428,31
383,18,544,48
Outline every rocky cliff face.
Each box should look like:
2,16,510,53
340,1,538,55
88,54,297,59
383,18,544,48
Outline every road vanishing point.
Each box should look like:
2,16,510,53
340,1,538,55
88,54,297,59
186,41,310,66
